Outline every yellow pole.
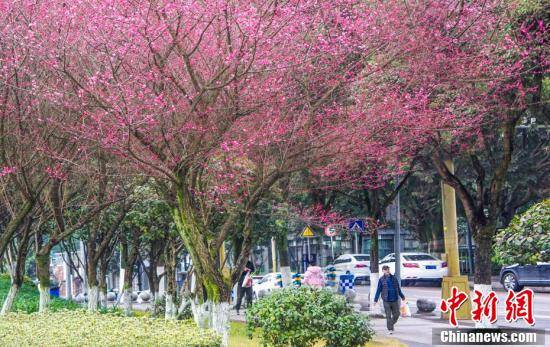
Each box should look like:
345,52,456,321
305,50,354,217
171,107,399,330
440,159,471,320
441,159,460,277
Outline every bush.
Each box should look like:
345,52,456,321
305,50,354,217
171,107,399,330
246,287,374,347
494,199,550,265
0,311,220,346
0,273,80,313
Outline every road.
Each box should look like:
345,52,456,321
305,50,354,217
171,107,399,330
354,284,550,346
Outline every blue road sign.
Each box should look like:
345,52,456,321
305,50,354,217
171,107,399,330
348,219,365,233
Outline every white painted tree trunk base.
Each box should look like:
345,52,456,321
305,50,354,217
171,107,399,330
1,284,19,315
87,286,99,312
191,299,211,328
38,284,50,313
122,290,132,316
369,272,382,314
190,300,230,347
474,284,495,328
178,296,191,315
280,266,292,287
165,294,177,319
212,302,230,347
99,291,107,309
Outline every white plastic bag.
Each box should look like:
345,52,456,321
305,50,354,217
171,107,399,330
400,301,412,317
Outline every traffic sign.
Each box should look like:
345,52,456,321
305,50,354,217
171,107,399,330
302,226,315,237
348,219,365,233
324,226,337,237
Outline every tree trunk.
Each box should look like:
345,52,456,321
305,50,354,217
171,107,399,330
36,252,51,313
122,289,132,316
1,284,20,315
1,221,31,315
87,286,99,312
98,260,108,309
0,200,34,258
473,226,495,285
276,235,292,286
173,187,237,347
369,227,380,311
122,267,132,317
122,261,133,316
165,243,178,319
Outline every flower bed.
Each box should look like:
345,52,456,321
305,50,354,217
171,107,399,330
0,311,220,346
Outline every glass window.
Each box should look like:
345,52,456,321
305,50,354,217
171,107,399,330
403,254,437,261
353,255,370,261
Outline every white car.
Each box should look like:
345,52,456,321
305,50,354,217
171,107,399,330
378,252,448,286
252,275,264,286
332,254,371,283
252,272,283,299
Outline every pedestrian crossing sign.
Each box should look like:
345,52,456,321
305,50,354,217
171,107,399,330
302,226,314,237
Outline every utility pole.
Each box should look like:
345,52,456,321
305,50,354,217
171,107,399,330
441,159,471,319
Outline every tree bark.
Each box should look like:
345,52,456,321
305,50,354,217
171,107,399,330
98,257,109,308
86,248,99,312
1,218,32,315
1,284,20,315
0,200,34,258
164,242,178,319
36,252,51,313
123,263,133,316
276,234,292,286
473,226,495,285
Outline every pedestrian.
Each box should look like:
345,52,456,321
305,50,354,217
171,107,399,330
374,265,405,334
303,264,324,288
234,260,255,315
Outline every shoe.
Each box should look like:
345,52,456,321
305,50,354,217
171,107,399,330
389,330,393,335
236,311,240,315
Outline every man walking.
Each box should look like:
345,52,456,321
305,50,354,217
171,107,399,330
235,260,255,315
374,265,405,334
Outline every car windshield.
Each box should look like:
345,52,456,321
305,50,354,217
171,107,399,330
403,254,437,261
353,255,370,261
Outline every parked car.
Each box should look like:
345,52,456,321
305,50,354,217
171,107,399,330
500,263,550,291
253,272,283,299
378,252,448,286
252,275,264,286
332,254,371,283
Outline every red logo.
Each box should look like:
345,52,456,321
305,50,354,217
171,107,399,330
505,289,535,326
440,287,468,327
471,289,499,324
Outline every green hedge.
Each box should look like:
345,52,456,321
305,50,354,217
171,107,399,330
246,287,374,347
0,273,80,313
0,311,220,346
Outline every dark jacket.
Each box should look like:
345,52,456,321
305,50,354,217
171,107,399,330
238,260,255,285
374,274,405,302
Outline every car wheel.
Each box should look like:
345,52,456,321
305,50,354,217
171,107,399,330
502,272,523,291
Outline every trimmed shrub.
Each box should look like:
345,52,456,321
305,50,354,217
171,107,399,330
0,310,220,346
246,287,374,347
0,273,80,313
